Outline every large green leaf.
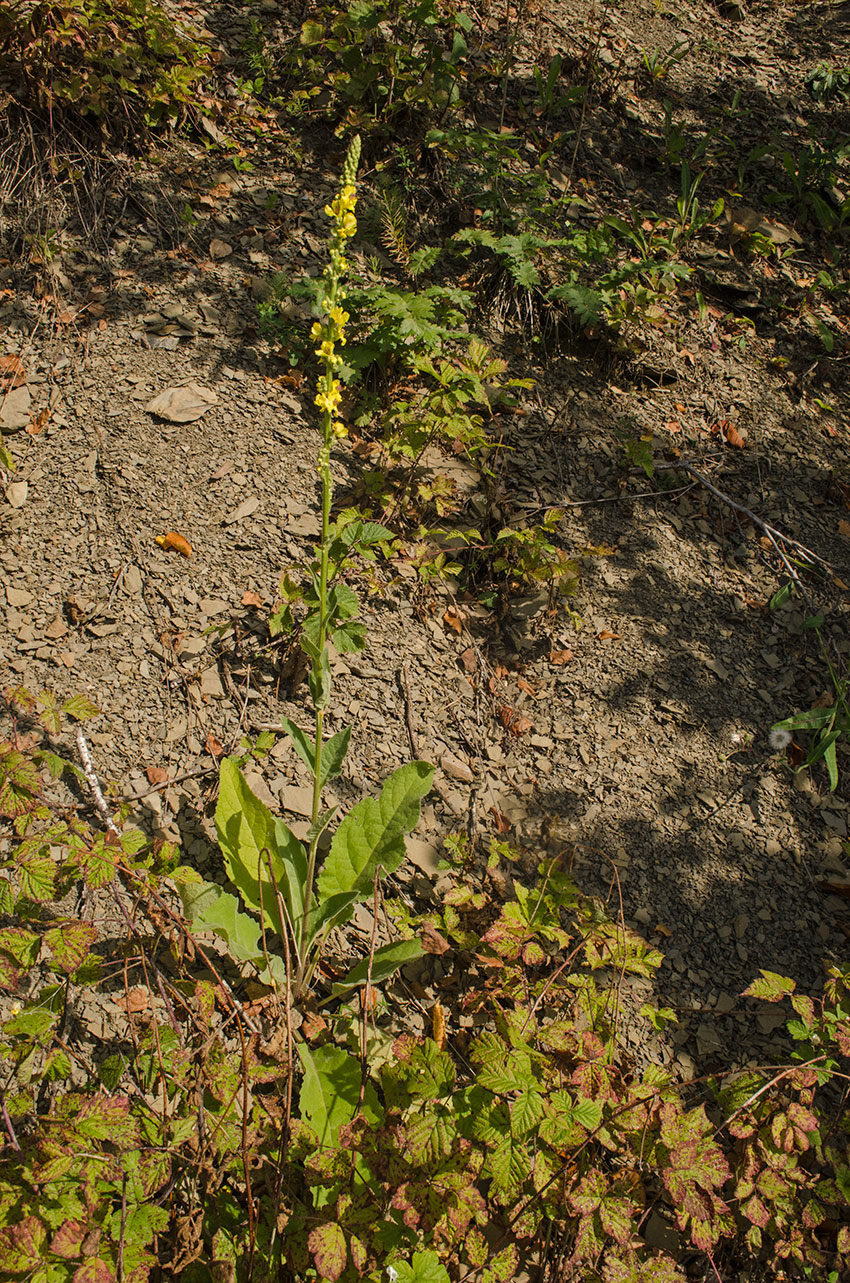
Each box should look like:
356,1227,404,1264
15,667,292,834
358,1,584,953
297,1044,382,1147
331,937,423,998
178,880,286,986
317,761,433,902
215,758,306,942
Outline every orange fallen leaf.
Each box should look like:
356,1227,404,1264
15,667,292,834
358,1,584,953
653,923,672,938
301,1011,328,1042
241,590,264,608
26,407,51,436
664,420,682,434
723,423,745,449
443,607,464,635
145,766,170,786
597,630,622,641
156,531,193,557
205,732,224,759
549,648,574,665
516,676,537,697
432,1002,447,1050
839,519,850,539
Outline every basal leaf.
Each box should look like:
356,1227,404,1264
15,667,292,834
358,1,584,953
178,881,286,986
298,1044,381,1148
317,761,433,902
331,937,422,997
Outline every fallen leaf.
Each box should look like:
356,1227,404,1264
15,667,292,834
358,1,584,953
156,531,193,557
549,648,574,665
653,923,672,937
209,237,233,259
241,590,264,608
421,925,451,956
459,646,477,674
145,766,170,786
723,422,746,449
497,704,533,736
113,986,149,1014
489,806,512,834
25,406,51,435
443,606,464,635
839,519,850,538
597,630,621,641
432,1002,447,1050
820,880,850,900
205,732,224,759
5,479,27,508
0,354,26,388
516,676,537,697
301,1011,328,1042
145,384,218,423
224,495,260,524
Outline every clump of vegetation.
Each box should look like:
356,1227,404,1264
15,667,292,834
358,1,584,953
0,0,212,134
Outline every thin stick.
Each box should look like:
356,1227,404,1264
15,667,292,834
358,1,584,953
661,463,833,571
75,725,120,837
399,662,418,757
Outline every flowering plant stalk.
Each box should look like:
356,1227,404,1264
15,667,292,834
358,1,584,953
180,138,433,998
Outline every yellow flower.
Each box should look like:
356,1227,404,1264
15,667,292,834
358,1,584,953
310,320,323,340
314,380,342,415
332,420,348,438
315,340,335,360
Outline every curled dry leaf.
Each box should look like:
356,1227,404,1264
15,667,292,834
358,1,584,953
443,606,465,635
156,532,193,557
489,806,512,834
432,1002,447,1050
597,630,621,641
516,676,537,697
205,731,224,759
549,648,574,665
459,645,477,674
113,986,149,1014
497,704,533,736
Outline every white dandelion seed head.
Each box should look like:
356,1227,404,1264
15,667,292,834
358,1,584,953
386,1269,399,1282
769,726,792,752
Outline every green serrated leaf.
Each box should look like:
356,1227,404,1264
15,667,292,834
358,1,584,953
317,762,433,902
61,695,101,722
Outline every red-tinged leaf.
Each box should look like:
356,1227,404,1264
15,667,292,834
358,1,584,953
741,970,796,1002
205,731,224,758
0,926,41,967
549,649,573,665
43,921,97,973
0,1219,46,1272
51,1221,86,1259
73,1259,115,1283
308,1222,347,1282
145,766,169,786
73,1094,137,1144
597,630,622,641
516,676,537,696
664,419,682,433
0,354,27,388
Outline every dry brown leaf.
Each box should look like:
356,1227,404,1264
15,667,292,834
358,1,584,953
549,648,574,665
443,607,464,635
241,590,264,608
459,646,477,674
113,986,149,1013
489,806,512,834
664,419,682,434
497,704,533,736
432,1002,447,1050
25,406,51,436
597,631,621,641
156,531,193,557
838,518,850,539
820,880,850,900
653,923,672,938
301,1011,328,1042
516,676,537,697
421,924,451,955
724,423,746,449
205,732,224,759
145,766,170,786
0,354,27,388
